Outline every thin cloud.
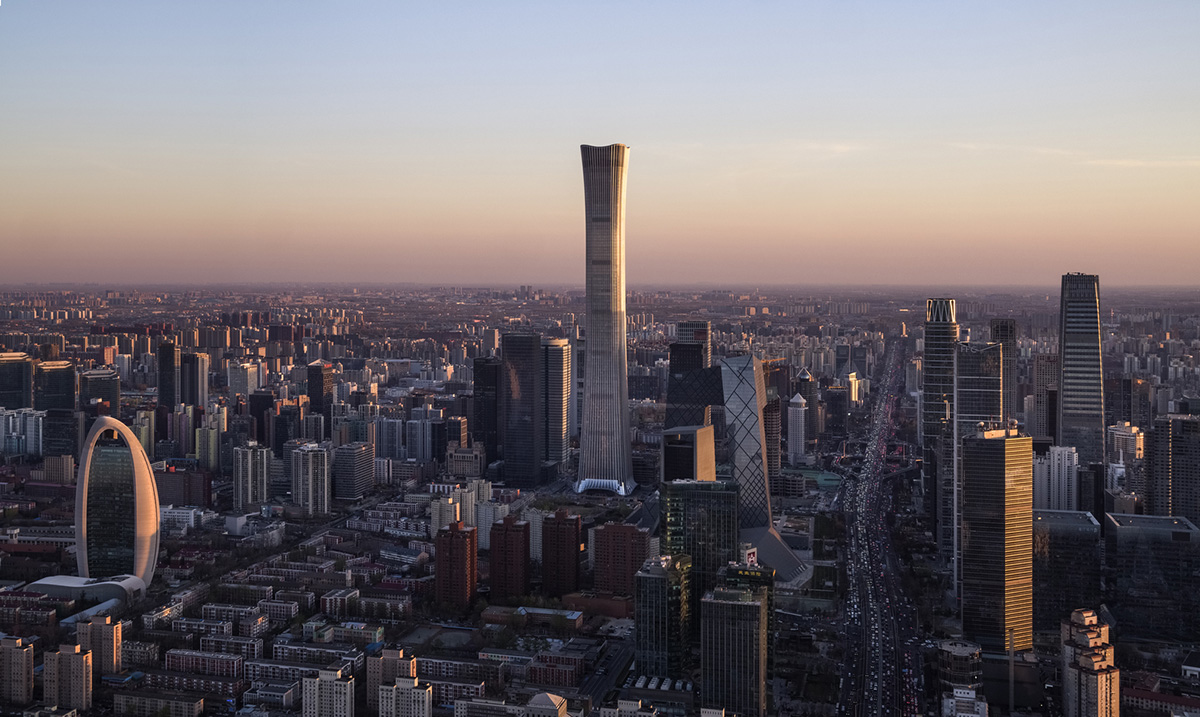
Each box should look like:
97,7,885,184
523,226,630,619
948,142,1080,156
1084,158,1200,168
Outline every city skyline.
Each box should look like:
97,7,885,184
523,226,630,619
1,2,1198,287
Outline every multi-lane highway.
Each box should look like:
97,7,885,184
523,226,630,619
837,343,924,717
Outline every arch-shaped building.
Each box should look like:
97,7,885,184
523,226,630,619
75,416,160,585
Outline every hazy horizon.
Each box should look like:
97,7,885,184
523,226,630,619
2,2,1197,286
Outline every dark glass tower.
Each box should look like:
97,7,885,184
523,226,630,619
500,332,544,487
922,299,959,559
1058,273,1105,464
472,356,501,466
989,318,1018,424
157,341,180,408
34,360,76,411
0,352,34,409
306,360,334,431
661,479,739,609
180,352,209,407
635,554,692,678
80,368,121,415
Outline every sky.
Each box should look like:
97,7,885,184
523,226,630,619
0,2,1197,288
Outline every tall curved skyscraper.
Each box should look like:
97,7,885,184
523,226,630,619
575,144,634,495
76,416,160,585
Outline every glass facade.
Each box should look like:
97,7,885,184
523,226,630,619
500,332,544,487
700,587,769,717
922,299,959,558
720,355,772,530
1058,273,1105,464
634,554,691,678
661,479,739,612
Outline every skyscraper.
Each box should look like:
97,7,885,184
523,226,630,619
700,586,769,717
1033,353,1061,440
0,352,34,409
472,355,501,466
1033,446,1080,511
922,298,959,559
665,320,714,430
794,368,818,453
500,332,545,487
332,441,373,501
1146,414,1200,525
575,143,634,496
541,337,571,468
307,360,335,428
489,515,531,602
79,368,120,415
721,354,771,530
1032,511,1102,632
1058,273,1105,464
541,509,581,597
635,554,692,679
434,521,477,612
960,426,1033,652
77,614,122,677
990,318,1018,423
593,523,651,597
180,352,209,408
787,393,807,465
661,479,740,618
292,442,332,516
233,442,271,512
33,360,76,411
157,341,180,408
75,416,160,585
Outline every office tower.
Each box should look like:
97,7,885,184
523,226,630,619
379,677,433,717
0,352,33,409
662,425,716,483
665,320,714,430
366,649,416,714
1058,274,1105,464
42,408,82,458
0,636,33,706
635,554,692,678
721,354,771,529
489,515,531,602
700,586,769,717
75,416,160,585
292,442,331,516
157,341,180,408
787,394,806,465
721,555,777,690
1033,446,1080,511
593,523,652,596
333,441,373,501
434,521,478,612
948,341,1004,582
1034,353,1061,440
937,640,983,692
1033,510,1102,632
501,332,545,487
795,368,818,452
180,352,209,407
1061,609,1119,717
43,644,93,711
1105,513,1200,639
542,337,571,468
1104,376,1152,430
233,442,271,512
542,509,581,597
472,355,501,465
923,299,959,532
990,319,1018,423
77,614,121,677
576,143,635,496
824,385,849,436
1146,414,1200,525
661,479,740,617
960,426,1033,652
307,360,335,423
761,394,782,485
34,360,76,411
302,668,355,717
446,415,469,451
79,368,120,415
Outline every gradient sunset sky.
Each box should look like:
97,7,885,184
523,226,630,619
1,2,1197,287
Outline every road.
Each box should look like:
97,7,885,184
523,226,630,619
837,342,924,717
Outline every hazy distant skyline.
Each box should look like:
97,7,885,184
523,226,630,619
1,2,1197,286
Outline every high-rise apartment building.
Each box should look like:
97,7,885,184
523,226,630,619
500,332,544,487
366,649,415,714
1061,609,1119,717
541,337,571,468
1033,446,1080,511
43,644,93,711
593,523,652,597
542,509,581,597
700,587,769,717
960,426,1033,652
1058,273,1105,464
922,299,959,547
489,515,530,602
0,636,33,706
292,442,332,516
635,554,692,679
435,522,477,612
575,143,635,496
302,667,355,717
379,676,433,717
76,416,160,585
1146,414,1200,525
77,614,122,677
233,442,271,512
180,352,209,408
